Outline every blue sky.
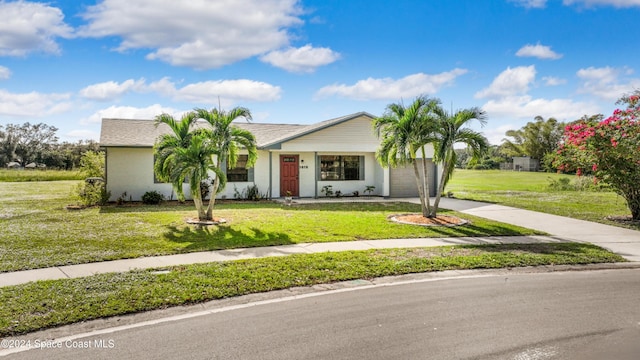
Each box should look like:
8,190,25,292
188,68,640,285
1,0,639,145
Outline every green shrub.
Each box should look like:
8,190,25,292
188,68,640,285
547,177,573,191
142,190,164,205
547,176,611,192
75,181,110,206
79,151,105,178
321,185,334,197
233,184,265,201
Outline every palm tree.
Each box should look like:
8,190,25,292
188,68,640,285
170,134,223,220
431,106,489,216
194,107,258,219
153,112,199,201
374,96,440,217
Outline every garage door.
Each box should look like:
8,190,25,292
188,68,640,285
389,159,436,197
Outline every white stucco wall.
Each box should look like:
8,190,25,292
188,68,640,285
106,147,272,201
106,147,177,201
220,150,270,199
280,116,379,153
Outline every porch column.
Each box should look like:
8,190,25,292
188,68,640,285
268,152,273,199
383,166,390,197
314,152,318,198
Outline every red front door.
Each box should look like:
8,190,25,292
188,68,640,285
280,155,299,197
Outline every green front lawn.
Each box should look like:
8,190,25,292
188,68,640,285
0,243,624,336
446,170,635,229
0,169,83,182
0,181,542,272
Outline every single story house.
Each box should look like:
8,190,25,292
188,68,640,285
99,112,439,201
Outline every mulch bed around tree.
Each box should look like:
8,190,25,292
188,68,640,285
388,214,469,227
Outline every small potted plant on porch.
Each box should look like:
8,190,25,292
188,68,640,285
364,185,375,197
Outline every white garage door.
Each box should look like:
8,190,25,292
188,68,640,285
389,159,436,197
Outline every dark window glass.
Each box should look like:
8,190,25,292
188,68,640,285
227,155,249,182
319,155,363,181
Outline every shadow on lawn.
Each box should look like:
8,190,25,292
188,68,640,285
417,220,538,237
163,224,294,252
99,200,281,214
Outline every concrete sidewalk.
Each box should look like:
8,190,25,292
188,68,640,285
1,197,638,287
0,235,566,287
434,197,640,262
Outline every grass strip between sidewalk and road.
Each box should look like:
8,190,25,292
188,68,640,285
0,242,624,336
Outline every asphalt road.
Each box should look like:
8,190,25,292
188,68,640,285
5,269,640,359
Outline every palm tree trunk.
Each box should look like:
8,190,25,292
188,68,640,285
412,160,429,217
205,158,222,221
205,176,219,220
431,160,449,217
193,192,206,221
420,147,432,216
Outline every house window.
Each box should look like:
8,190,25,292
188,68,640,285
226,155,254,182
319,155,364,181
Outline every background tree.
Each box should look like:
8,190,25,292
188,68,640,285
194,107,257,219
0,123,99,169
431,106,489,215
553,92,640,219
374,96,439,217
1,123,58,165
502,116,564,170
457,145,508,170
0,126,16,166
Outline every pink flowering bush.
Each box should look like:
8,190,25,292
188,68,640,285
553,92,640,220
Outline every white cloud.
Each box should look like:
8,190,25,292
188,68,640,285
542,76,567,86
260,44,341,73
76,77,282,106
144,78,282,106
482,124,520,146
482,95,599,120
78,0,304,69
516,43,562,60
577,66,640,101
175,80,282,104
66,129,100,140
0,1,73,56
0,66,11,80
79,79,146,101
563,0,640,7
80,104,184,124
509,0,548,8
475,66,536,99
0,89,72,117
315,69,468,100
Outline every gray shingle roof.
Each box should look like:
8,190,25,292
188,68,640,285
99,112,375,149
100,119,304,148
